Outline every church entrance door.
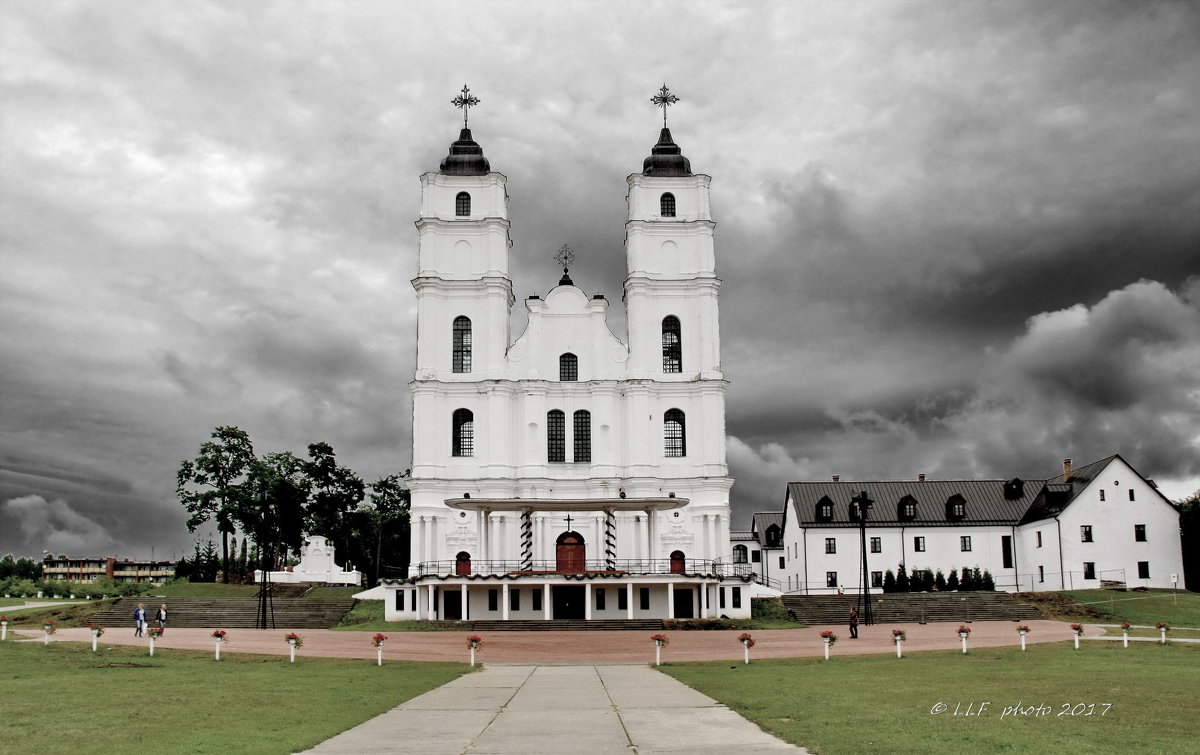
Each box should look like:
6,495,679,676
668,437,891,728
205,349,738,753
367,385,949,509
443,591,462,621
552,585,585,620
673,588,694,619
556,531,586,572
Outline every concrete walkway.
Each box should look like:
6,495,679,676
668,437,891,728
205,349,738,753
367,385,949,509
303,664,805,754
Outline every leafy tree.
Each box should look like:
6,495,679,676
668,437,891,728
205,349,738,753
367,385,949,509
243,451,309,575
947,568,959,591
883,569,896,593
1179,490,1200,592
935,569,947,591
366,472,411,585
0,556,40,581
960,565,976,590
982,569,995,590
896,563,910,591
302,442,364,564
177,426,256,583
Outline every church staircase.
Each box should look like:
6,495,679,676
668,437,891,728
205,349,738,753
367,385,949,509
781,591,1041,625
88,595,356,629
468,619,664,631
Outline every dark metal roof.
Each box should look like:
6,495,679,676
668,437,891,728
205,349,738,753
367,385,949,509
439,128,490,175
786,479,1042,528
751,512,783,534
1019,455,1117,524
642,127,692,176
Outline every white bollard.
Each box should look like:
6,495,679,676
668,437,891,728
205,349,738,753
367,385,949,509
1019,633,1026,651
896,640,902,659
289,644,296,663
1073,634,1079,650
471,646,476,667
1160,628,1167,645
149,636,155,656
377,646,383,667
92,634,98,652
744,644,750,665
215,641,221,661
654,644,661,666
961,634,968,654
1123,630,1129,648
1,623,7,641
823,639,831,661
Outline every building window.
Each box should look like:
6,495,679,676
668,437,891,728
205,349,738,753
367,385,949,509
1083,562,1096,580
733,544,748,564
1081,525,1093,543
660,192,676,217
1038,565,1044,583
1138,561,1150,579
1099,489,1106,501
488,589,498,611
664,409,686,457
547,410,565,463
914,536,926,552
898,496,917,521
946,495,966,520
532,589,542,612
639,587,650,610
779,556,785,569
1128,489,1136,501
509,589,520,611
662,316,682,373
826,571,838,588
731,586,742,608
816,497,834,522
825,538,837,554
1134,524,1146,542
871,571,883,588
452,409,474,457
559,353,578,381
452,316,472,373
455,191,471,216
595,588,605,611
573,410,591,463
1036,531,1042,548
870,537,881,553
766,524,782,547
395,590,404,611
719,588,726,609
961,536,972,552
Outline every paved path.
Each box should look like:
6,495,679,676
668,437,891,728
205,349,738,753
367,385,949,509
303,663,805,754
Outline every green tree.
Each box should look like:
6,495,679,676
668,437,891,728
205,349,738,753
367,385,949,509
896,563,910,591
302,442,364,564
365,471,411,585
243,451,309,574
947,568,960,590
882,569,896,593
1179,490,1200,592
176,426,256,583
935,569,947,591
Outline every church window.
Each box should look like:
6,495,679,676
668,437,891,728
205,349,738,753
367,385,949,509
455,191,471,217
733,544,748,563
559,353,578,381
452,316,472,373
662,316,682,373
547,411,566,462
618,589,628,611
1099,489,1106,501
816,497,834,522
664,409,686,457
639,587,650,610
872,571,883,588
660,192,676,217
1128,489,1136,501
573,410,591,463
751,549,761,563
452,409,474,457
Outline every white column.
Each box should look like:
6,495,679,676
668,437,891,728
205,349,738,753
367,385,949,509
543,583,551,619
428,584,436,618
461,583,469,621
427,516,437,566
626,583,634,619
584,582,592,621
481,510,490,564
667,582,675,619
646,509,657,564
414,587,422,620
502,582,510,620
415,516,426,566
701,581,710,617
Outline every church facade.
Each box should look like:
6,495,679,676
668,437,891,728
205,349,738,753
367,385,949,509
382,93,756,621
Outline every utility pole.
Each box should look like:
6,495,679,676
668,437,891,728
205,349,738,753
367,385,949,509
852,490,875,626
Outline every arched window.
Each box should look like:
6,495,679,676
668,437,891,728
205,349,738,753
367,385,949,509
559,353,578,381
766,524,782,547
573,410,591,463
946,494,966,521
547,410,565,463
556,531,585,572
733,544,748,564
670,550,686,573
897,495,918,521
452,409,474,457
816,496,834,522
452,316,472,373
455,551,472,576
664,408,686,457
660,192,676,217
662,316,682,373
455,192,471,217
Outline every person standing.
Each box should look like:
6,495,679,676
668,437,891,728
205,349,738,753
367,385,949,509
133,603,147,637
156,604,168,633
849,607,859,639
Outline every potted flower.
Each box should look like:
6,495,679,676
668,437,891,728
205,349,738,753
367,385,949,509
819,630,837,660
1015,625,1030,651
372,633,388,666
211,629,227,660
738,632,755,664
1156,622,1170,644
467,634,484,666
87,623,104,652
148,626,164,638
1070,623,1084,649
285,632,303,663
891,628,906,658
957,625,970,654
650,633,669,666
42,619,56,645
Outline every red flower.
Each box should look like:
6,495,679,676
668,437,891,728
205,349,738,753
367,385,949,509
467,635,483,649
957,625,971,635
650,634,669,646
737,632,755,648
372,633,388,647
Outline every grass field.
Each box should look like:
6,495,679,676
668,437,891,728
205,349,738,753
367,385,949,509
1054,588,1200,626
0,640,470,754
661,642,1200,754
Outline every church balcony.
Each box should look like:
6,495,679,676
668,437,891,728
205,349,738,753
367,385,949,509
412,558,759,580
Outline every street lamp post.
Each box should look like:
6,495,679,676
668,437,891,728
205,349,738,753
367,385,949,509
255,493,276,630
852,490,875,626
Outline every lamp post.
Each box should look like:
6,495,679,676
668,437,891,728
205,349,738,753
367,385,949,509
852,490,875,626
255,492,276,630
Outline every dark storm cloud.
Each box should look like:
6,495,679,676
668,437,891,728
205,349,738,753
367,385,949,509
3,0,1199,555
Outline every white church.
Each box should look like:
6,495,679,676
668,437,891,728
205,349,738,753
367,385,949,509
382,87,759,622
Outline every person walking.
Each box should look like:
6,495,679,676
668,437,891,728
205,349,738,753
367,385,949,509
156,604,168,633
849,607,859,639
133,603,147,637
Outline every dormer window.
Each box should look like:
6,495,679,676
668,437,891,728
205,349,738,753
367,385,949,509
816,497,834,522
559,353,578,381
946,494,966,521
660,192,676,217
455,192,471,217
765,524,782,547
897,495,917,521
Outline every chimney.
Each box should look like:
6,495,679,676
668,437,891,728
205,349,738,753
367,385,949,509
832,474,840,482
1062,458,1073,480
918,473,926,482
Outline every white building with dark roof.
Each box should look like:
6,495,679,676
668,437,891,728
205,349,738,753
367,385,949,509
777,454,1183,594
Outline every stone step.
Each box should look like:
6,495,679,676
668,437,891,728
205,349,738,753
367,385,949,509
469,619,665,631
781,592,1041,625
88,597,356,629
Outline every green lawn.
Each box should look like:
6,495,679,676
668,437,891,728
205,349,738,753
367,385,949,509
661,642,1200,754
154,582,261,597
0,640,470,754
1056,589,1200,627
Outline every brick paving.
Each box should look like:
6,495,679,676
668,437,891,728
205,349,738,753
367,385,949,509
29,619,1083,663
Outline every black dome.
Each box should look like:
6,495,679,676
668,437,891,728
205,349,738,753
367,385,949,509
439,128,491,175
642,127,692,176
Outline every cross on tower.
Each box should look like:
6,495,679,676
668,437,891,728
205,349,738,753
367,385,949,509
554,244,575,271
563,512,575,530
651,83,680,127
452,84,480,128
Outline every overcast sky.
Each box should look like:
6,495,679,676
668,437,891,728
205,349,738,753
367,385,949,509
2,0,1198,561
